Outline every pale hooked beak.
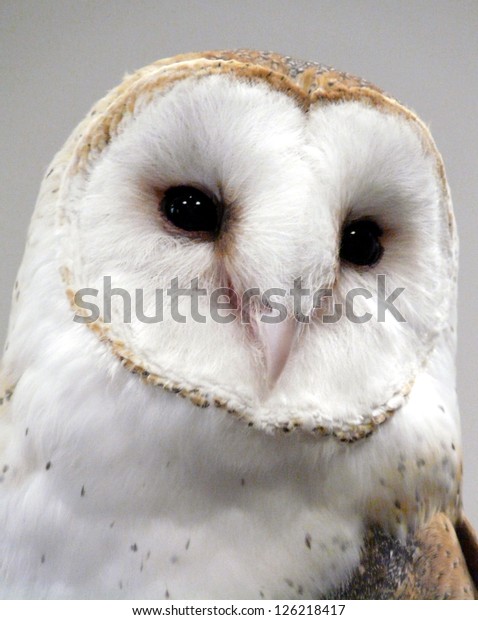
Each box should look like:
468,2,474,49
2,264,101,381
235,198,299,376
224,276,300,389
249,307,300,389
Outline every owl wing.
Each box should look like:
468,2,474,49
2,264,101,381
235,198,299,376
455,514,478,596
327,513,478,599
406,513,478,600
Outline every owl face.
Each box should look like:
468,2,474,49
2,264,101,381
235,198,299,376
59,53,455,438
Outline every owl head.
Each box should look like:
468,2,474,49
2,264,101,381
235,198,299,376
13,50,457,442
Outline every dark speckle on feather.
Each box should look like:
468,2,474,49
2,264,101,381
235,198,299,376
326,525,414,599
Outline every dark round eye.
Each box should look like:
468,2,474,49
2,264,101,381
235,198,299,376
161,186,219,233
340,219,384,267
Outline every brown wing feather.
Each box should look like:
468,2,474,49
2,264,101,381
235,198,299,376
455,514,478,594
327,514,476,599
408,513,475,599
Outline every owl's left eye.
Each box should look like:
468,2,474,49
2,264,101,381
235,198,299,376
161,186,220,234
340,219,384,267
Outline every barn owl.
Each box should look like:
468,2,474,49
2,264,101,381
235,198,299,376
0,49,477,599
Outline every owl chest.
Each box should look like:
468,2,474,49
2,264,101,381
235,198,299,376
73,495,362,599
1,463,363,599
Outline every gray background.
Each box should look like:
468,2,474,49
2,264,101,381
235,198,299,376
1,1,477,528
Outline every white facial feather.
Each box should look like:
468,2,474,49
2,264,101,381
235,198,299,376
0,51,464,599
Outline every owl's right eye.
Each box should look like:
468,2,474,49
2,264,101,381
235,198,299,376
161,186,220,234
